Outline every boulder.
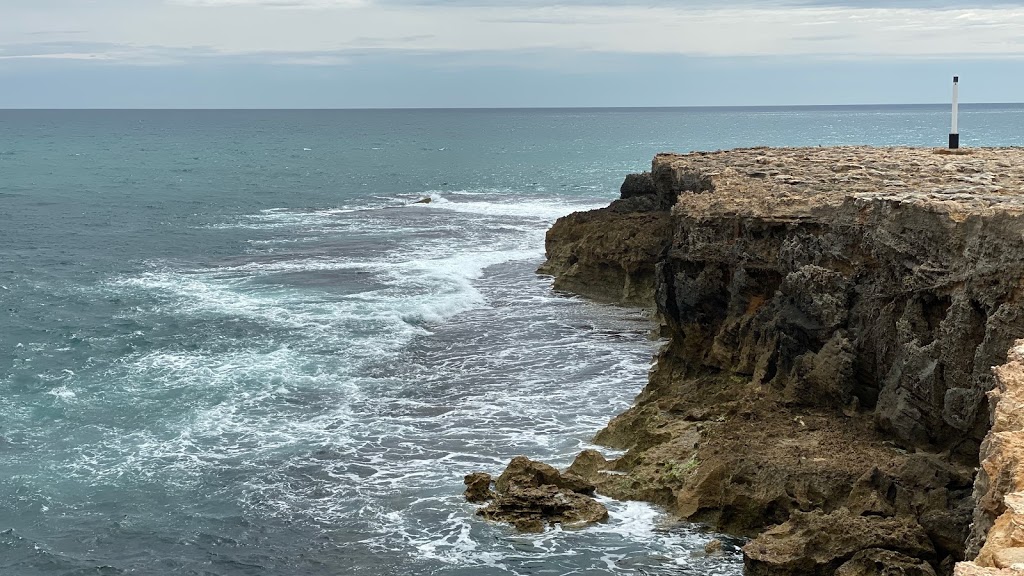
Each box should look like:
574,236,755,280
705,539,725,555
619,172,657,200
467,456,608,532
567,449,610,479
477,485,608,533
495,455,595,495
464,472,494,503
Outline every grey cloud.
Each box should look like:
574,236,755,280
792,34,854,42
0,41,436,65
350,34,435,46
26,30,88,36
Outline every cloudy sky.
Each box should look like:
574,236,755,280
1,0,1022,107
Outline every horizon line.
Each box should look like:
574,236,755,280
3,102,1024,112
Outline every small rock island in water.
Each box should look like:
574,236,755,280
466,147,1024,575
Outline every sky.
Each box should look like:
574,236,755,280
1,0,1023,107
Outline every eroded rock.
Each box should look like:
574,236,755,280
467,456,607,532
464,472,494,503
537,208,672,307
477,485,608,533
743,509,935,575
495,455,595,495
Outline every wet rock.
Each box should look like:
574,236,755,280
705,538,724,554
567,449,609,479
477,485,608,532
464,472,494,503
412,197,432,204
619,172,657,200
495,455,595,495
468,456,607,532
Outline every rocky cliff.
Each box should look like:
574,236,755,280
541,147,1024,575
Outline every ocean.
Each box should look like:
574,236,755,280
2,105,1023,576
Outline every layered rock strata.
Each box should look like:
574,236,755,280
540,147,1024,575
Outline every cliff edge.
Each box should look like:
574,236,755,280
541,147,1024,575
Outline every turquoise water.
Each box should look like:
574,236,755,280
2,105,1023,575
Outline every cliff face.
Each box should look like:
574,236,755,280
542,147,1024,575
537,208,671,307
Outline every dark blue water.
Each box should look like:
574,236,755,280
2,105,1023,576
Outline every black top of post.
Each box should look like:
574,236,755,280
954,76,959,83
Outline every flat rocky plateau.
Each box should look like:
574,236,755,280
517,147,1024,575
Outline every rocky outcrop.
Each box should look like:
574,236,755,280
541,147,1024,575
956,340,1024,575
464,472,494,503
535,165,704,307
537,209,671,307
467,456,608,532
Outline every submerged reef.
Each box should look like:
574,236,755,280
476,147,1024,575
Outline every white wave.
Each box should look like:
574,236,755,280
199,205,394,230
50,185,746,574
46,385,77,401
413,193,605,220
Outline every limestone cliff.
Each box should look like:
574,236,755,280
541,147,1024,575
956,340,1024,575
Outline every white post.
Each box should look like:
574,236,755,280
950,76,960,149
